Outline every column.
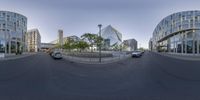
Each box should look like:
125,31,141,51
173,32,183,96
15,41,18,53
197,39,199,54
8,42,11,54
185,32,187,54
193,31,195,54
181,33,184,54
4,31,7,54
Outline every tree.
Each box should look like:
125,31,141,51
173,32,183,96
122,44,128,51
139,47,145,51
54,43,62,49
76,41,89,52
63,38,76,52
63,42,71,51
96,36,103,47
113,44,120,51
81,33,98,52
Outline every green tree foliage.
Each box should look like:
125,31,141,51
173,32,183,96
76,41,89,52
63,38,75,52
96,36,104,47
54,43,62,49
63,37,89,52
81,33,98,52
122,44,128,51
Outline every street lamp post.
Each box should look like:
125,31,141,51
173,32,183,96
98,24,102,63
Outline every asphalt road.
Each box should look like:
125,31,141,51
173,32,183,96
1,52,200,100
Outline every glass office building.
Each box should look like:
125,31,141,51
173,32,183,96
101,25,122,50
0,11,27,54
151,10,200,55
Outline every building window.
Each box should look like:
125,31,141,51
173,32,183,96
7,15,10,21
195,40,198,54
2,13,5,17
11,41,16,53
182,15,186,21
170,43,174,52
17,20,19,27
195,16,198,21
187,32,193,38
183,41,186,53
177,40,182,53
170,36,175,53
0,40,5,53
14,13,16,18
14,22,16,31
3,23,6,28
190,19,194,28
179,25,181,30
199,40,200,54
179,14,181,19
187,40,193,53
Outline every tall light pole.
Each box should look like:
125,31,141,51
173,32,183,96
98,24,102,63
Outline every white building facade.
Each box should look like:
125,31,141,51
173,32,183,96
0,11,27,54
27,29,41,52
58,29,63,46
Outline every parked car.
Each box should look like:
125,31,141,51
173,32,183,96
51,50,63,59
132,50,142,57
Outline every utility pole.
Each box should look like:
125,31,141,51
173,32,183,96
98,24,102,63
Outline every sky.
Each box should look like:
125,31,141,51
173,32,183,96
1,0,200,48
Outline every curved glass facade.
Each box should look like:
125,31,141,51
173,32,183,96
0,11,27,54
151,10,200,54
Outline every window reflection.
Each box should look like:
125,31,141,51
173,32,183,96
187,40,193,53
0,39,5,53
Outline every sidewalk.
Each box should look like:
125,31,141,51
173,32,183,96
62,53,131,64
0,52,36,61
153,52,200,61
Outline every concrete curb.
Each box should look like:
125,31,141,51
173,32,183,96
62,54,131,64
153,52,200,61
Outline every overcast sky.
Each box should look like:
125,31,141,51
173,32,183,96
1,0,200,48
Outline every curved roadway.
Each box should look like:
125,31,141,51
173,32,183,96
0,52,200,100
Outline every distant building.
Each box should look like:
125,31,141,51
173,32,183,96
27,29,41,52
101,25,122,50
0,11,27,54
50,35,80,44
58,29,63,46
63,35,81,43
50,35,81,44
103,39,111,50
40,43,55,51
50,39,58,44
149,38,153,51
123,39,138,51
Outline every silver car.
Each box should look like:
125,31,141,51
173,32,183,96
132,50,142,57
51,50,63,59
